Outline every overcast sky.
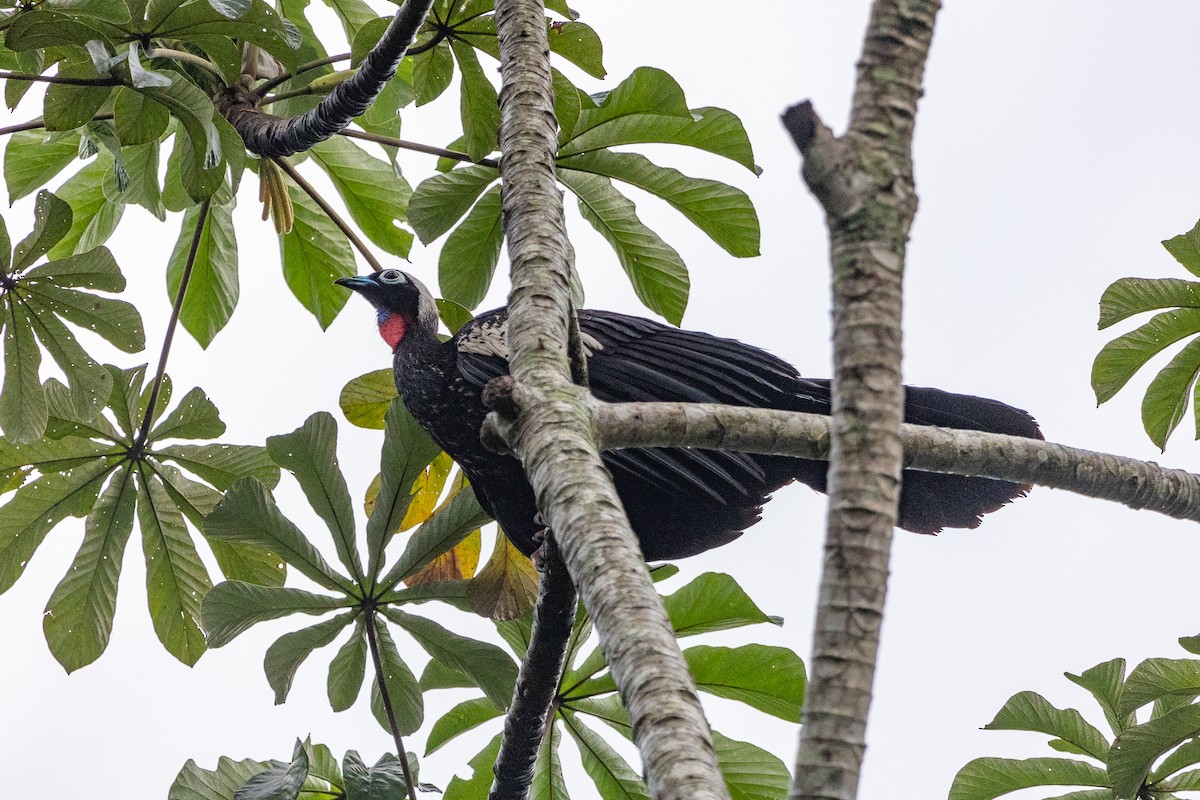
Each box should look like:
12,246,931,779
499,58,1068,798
6,2,1200,798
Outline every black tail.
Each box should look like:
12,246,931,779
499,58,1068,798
792,381,1042,534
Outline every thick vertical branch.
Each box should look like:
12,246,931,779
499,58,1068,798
488,1,729,798
785,2,942,799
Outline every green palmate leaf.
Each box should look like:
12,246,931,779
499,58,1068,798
662,572,779,637
113,87,171,145
1092,309,1200,404
169,757,272,800
494,610,532,658
138,469,212,665
1,301,48,443
1152,737,1200,783
558,169,689,324
984,691,1109,761
1120,659,1200,718
0,435,111,474
563,695,632,738
1098,277,1200,329
280,178,355,329
321,0,377,40
412,41,454,106
439,185,503,310
420,657,476,691
1159,768,1200,792
156,443,280,491
437,298,474,333
349,15,391,64
104,363,146,436
365,398,441,582
948,757,1109,800
327,617,367,712
22,298,111,422
43,376,121,441
201,581,346,648
1141,337,1200,449
114,142,165,220
369,620,424,735
25,280,145,354
547,20,604,78
450,40,500,162
343,751,409,800
1111,705,1200,797
311,137,414,257
47,154,125,259
562,711,648,800
4,130,79,202
466,532,538,620
13,190,72,270
408,165,500,243
264,610,356,704
236,739,308,800
267,413,361,581
559,150,760,257
576,66,691,128
531,717,569,800
443,733,501,800
551,68,589,143
682,644,805,723
167,201,239,348
712,732,792,800
339,370,398,429
1163,222,1200,278
5,10,118,51
43,464,136,672
151,387,225,441
154,0,301,67
383,607,518,710
43,59,113,132
425,697,503,755
380,484,491,590
204,477,351,593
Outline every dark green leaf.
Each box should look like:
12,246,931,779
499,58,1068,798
235,739,308,800
1098,278,1200,330
166,200,239,348
563,711,647,800
436,298,473,333
425,697,502,755
150,386,225,441
155,0,300,68
369,620,424,735
531,717,569,800
984,691,1109,761
1121,659,1200,717
451,40,500,162
311,137,414,257
204,477,352,593
1092,309,1200,404
169,757,272,800
280,177,355,329
562,104,757,172
420,656,477,691
408,165,500,244
1163,222,1200,278
42,376,122,441
947,758,1109,800
321,0,377,40
139,469,212,665
327,616,367,712
43,464,136,671
157,443,280,490
343,750,409,800
379,482,491,590
712,731,792,800
47,154,125,259
681,644,805,722
439,185,502,310
5,10,118,51
1110,705,1200,798
412,42,453,107
264,610,355,704
13,190,73,270
547,20,604,78
442,733,501,799
661,572,779,637
267,412,361,582
1141,338,1200,449
27,282,145,353
558,169,688,324
1067,658,1132,735
1,301,48,442
1151,737,1200,783
113,87,171,145
4,130,79,202
43,60,113,131
201,580,346,648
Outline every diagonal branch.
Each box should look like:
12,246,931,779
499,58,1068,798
784,2,943,799
486,0,729,798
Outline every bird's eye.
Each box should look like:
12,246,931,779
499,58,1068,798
379,270,406,285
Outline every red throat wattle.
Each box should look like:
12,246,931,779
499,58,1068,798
378,312,408,349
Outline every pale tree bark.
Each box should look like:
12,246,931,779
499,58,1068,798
487,1,729,798
784,2,942,798
591,402,1200,524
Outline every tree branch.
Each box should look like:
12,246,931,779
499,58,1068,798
215,0,433,156
488,1,729,798
591,401,1200,525
785,2,942,799
337,128,499,168
489,539,577,800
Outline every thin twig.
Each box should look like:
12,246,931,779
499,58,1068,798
145,48,224,82
338,127,498,168
253,52,351,98
0,70,118,86
364,610,419,800
0,112,113,137
135,199,211,449
272,157,383,272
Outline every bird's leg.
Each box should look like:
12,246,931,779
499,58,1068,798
530,512,552,573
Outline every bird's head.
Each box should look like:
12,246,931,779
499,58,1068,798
335,268,439,350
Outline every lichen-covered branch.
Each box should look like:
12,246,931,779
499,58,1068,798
488,1,728,798
784,2,942,798
215,0,432,157
592,401,1200,525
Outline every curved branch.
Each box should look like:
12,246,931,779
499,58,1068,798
216,0,433,157
489,539,577,800
592,401,1200,525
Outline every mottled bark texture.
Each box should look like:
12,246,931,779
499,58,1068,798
593,401,1200,524
215,0,432,157
490,539,576,800
488,1,728,799
784,2,942,799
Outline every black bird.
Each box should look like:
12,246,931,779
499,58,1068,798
337,269,1042,561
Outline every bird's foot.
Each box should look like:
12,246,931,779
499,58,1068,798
530,516,552,573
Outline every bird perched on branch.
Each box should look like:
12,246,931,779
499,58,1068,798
337,269,1042,561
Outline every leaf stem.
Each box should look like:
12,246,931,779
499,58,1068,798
338,128,499,168
364,609,419,800
0,112,113,137
0,70,119,86
253,52,351,99
145,48,224,82
272,156,383,272
135,199,211,449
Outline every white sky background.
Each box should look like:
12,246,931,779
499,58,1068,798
5,2,1200,798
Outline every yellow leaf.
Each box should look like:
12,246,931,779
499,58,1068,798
467,529,539,620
